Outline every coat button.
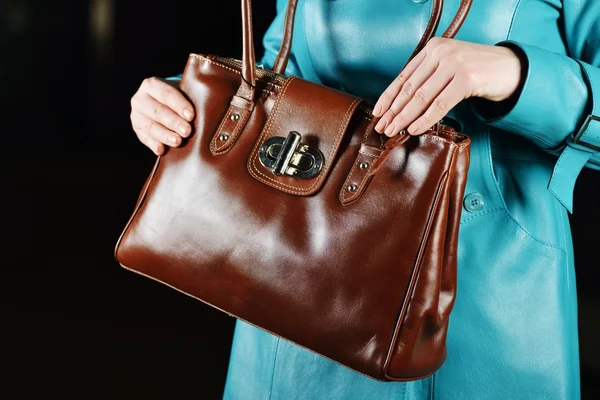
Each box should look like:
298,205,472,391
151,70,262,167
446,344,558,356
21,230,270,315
464,193,485,213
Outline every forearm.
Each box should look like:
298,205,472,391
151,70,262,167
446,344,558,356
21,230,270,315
472,40,600,212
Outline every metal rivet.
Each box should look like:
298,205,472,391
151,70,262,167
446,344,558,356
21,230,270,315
219,134,229,141
348,184,358,193
230,113,240,121
359,162,369,170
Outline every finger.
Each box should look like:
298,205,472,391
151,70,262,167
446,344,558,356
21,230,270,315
143,77,195,121
373,49,427,118
407,78,465,136
135,94,192,138
137,132,165,156
134,111,182,147
384,67,454,137
376,58,439,133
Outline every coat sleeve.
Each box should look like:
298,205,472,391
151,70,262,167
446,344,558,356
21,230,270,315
259,0,303,77
471,0,600,213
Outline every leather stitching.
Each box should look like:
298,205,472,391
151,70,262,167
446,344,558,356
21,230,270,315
407,0,439,62
339,154,363,204
362,119,372,143
210,104,235,154
506,0,523,40
419,0,437,46
266,337,280,400
459,206,505,225
192,54,242,76
345,161,374,204
250,96,360,194
248,84,361,195
341,134,468,206
339,152,375,205
191,54,285,92
442,0,470,38
193,57,470,150
547,148,570,206
210,105,252,155
483,128,565,250
359,146,384,158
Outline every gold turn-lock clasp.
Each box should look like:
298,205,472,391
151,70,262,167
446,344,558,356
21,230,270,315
258,131,324,179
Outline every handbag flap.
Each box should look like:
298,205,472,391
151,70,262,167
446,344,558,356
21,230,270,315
247,76,362,196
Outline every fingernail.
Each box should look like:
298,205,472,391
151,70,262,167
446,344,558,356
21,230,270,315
178,123,190,136
183,109,193,121
384,123,395,136
373,104,382,117
170,136,180,144
375,120,386,133
407,123,418,135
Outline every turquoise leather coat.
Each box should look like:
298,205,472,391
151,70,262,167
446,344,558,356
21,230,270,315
222,1,600,399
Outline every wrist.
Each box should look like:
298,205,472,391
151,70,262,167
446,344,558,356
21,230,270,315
472,43,528,119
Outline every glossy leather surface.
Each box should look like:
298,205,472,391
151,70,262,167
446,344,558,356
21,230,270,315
223,0,600,399
116,0,472,384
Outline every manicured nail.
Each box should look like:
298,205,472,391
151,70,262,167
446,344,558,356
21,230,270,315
170,136,179,144
375,119,386,133
183,109,193,121
178,123,189,136
384,123,395,136
373,104,382,117
407,123,418,136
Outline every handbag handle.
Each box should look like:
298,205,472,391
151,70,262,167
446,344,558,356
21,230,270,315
239,0,474,95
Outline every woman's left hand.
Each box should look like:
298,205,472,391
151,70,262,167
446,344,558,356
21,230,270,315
373,38,523,136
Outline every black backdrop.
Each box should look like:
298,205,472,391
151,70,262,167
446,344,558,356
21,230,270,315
2,0,598,398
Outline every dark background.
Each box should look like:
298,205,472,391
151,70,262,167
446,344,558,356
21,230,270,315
2,0,598,398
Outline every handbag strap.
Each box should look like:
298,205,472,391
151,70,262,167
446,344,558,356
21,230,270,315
240,0,474,93
407,0,473,62
272,0,300,75
442,0,473,38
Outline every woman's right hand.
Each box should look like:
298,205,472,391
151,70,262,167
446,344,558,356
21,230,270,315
130,77,195,155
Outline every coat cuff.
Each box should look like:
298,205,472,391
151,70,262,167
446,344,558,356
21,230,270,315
165,74,182,81
548,62,600,213
472,41,600,213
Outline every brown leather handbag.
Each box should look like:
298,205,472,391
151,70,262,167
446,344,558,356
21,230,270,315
115,0,472,381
